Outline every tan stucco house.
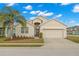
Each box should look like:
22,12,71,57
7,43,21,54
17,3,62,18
8,16,67,39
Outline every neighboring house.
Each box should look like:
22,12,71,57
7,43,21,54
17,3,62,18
67,26,79,35
0,16,67,39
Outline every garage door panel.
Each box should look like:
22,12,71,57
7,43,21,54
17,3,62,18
43,29,64,39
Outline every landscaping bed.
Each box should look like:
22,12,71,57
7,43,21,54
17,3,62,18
67,35,79,43
0,37,44,43
0,37,44,47
4,39,44,43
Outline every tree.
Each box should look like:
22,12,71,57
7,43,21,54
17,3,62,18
0,6,26,39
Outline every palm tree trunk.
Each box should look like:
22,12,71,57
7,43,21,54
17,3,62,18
10,20,14,39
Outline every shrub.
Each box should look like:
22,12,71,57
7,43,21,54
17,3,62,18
39,32,43,38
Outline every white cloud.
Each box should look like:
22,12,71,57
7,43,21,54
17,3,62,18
56,14,62,17
38,12,53,16
30,11,36,14
24,5,32,10
6,3,16,6
22,11,27,13
73,5,79,12
30,17,36,20
30,10,53,16
53,14,62,19
37,10,47,16
67,20,79,26
43,12,53,16
68,20,77,26
30,10,41,15
69,20,76,24
61,3,71,5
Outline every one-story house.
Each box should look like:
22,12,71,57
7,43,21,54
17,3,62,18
0,16,67,39
67,26,79,35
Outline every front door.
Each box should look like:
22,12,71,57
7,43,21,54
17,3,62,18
34,22,40,37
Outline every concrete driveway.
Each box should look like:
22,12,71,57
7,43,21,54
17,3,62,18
44,38,79,48
0,38,79,56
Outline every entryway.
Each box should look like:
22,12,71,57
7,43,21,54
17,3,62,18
34,22,40,37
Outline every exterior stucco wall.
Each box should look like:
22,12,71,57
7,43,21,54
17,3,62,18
64,29,67,38
40,20,67,38
15,23,34,37
40,20,67,30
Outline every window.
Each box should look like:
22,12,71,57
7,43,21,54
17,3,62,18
21,27,28,33
25,27,28,33
21,27,24,33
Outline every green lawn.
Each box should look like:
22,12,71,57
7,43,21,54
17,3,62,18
67,35,79,43
0,37,44,47
0,37,44,43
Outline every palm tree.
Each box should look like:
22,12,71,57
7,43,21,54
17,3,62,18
0,6,26,39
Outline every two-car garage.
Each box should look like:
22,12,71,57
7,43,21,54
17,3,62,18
42,29,65,39
40,20,67,39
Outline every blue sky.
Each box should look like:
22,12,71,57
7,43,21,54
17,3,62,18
0,3,79,27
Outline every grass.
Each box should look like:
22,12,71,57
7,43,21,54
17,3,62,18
67,35,79,43
0,37,44,43
0,37,44,47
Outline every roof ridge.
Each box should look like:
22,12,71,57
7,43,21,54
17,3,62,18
52,19,68,27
